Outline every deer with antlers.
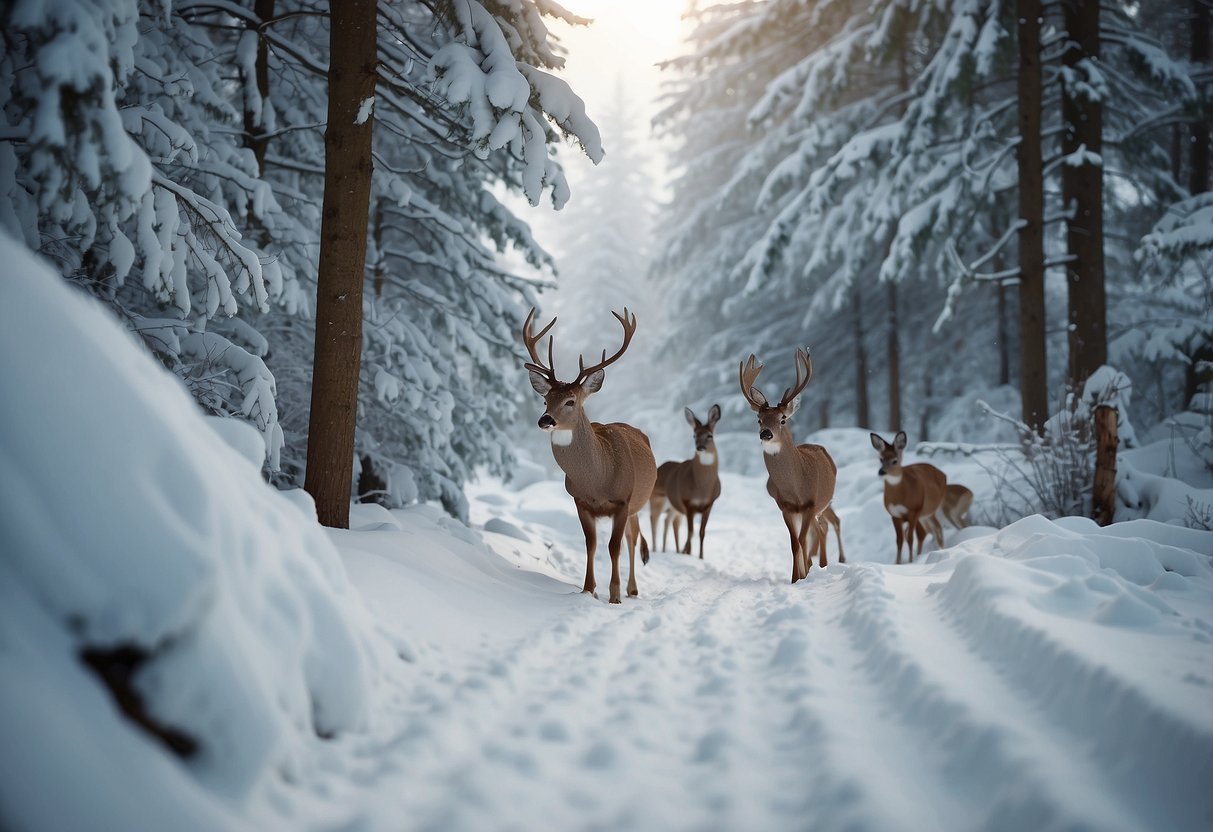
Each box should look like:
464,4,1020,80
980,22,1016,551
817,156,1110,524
869,431,948,564
739,349,839,582
522,308,657,604
648,405,722,559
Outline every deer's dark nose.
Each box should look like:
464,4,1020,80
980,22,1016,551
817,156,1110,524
878,466,887,476
759,428,773,441
538,414,556,429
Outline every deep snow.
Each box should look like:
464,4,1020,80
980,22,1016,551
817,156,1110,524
2,234,1212,831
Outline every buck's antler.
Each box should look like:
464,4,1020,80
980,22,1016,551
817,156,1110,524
739,354,769,410
780,348,813,407
522,307,558,382
574,308,638,385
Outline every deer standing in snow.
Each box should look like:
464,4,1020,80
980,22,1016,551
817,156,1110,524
869,431,947,564
739,349,839,582
648,405,722,559
522,308,657,604
939,484,973,528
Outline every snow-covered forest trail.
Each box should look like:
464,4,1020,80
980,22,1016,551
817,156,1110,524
328,447,1213,832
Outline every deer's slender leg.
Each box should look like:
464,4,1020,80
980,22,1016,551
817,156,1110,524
649,496,663,551
798,509,816,575
626,514,640,597
784,511,802,582
927,514,945,549
682,509,695,555
834,513,846,563
697,503,713,560
817,513,829,569
892,516,905,565
577,504,598,596
672,513,683,551
908,513,924,563
607,506,628,604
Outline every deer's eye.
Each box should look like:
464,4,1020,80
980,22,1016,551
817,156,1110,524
780,416,786,424
564,399,575,407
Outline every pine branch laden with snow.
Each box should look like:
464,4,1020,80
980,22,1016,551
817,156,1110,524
427,0,603,206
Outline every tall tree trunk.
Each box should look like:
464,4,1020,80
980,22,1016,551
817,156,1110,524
1193,0,1210,195
1017,0,1048,432
852,286,870,428
919,367,933,441
1063,0,1107,387
243,0,275,175
997,279,1011,387
886,279,901,431
304,0,377,529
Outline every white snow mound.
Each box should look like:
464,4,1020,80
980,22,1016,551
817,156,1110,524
0,234,386,830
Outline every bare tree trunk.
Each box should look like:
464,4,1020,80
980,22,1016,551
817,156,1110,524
242,0,275,175
887,279,901,431
919,368,933,441
1193,0,1210,195
304,0,378,529
997,279,1011,387
852,286,870,428
1017,0,1048,433
1063,0,1107,387
1092,404,1118,526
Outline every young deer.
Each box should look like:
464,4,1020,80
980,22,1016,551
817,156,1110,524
939,483,973,528
523,308,657,604
869,431,947,564
648,405,722,559
739,349,838,582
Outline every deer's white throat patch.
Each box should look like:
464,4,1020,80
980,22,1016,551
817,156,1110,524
883,472,903,485
550,429,574,447
762,440,782,455
697,451,715,465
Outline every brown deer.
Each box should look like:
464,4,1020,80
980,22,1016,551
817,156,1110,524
648,405,722,559
869,431,947,564
522,308,657,604
739,349,838,582
939,483,973,528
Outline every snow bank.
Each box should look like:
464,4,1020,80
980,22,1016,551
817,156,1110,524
0,235,387,829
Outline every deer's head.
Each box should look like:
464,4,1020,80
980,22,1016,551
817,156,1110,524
869,431,908,482
522,307,638,442
739,349,813,455
685,404,721,462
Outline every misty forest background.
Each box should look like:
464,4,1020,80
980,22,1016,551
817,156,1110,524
2,0,1210,528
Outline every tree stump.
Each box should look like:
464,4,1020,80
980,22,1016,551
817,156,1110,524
1092,404,1118,526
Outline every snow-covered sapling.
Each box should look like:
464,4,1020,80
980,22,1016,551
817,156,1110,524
739,349,841,582
522,308,657,604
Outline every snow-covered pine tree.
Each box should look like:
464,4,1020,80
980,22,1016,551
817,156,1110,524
1,1,308,466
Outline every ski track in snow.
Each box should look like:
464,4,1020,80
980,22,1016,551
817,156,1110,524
314,470,1213,832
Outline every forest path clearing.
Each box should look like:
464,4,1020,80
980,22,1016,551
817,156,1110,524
323,458,1213,832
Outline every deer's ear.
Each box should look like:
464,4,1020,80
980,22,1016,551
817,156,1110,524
869,432,886,451
786,395,801,416
708,404,721,427
528,370,552,396
684,407,697,426
747,387,768,411
894,431,908,451
582,368,605,395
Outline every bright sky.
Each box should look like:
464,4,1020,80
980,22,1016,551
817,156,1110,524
549,0,691,135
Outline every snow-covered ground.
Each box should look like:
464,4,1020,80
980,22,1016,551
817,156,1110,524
3,238,1213,831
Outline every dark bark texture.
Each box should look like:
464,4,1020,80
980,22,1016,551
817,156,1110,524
305,0,377,528
1063,0,1107,387
1017,0,1048,432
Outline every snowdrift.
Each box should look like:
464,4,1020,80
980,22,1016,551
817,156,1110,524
0,235,389,830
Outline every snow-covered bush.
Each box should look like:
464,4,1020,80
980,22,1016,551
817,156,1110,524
0,235,389,829
978,367,1137,524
